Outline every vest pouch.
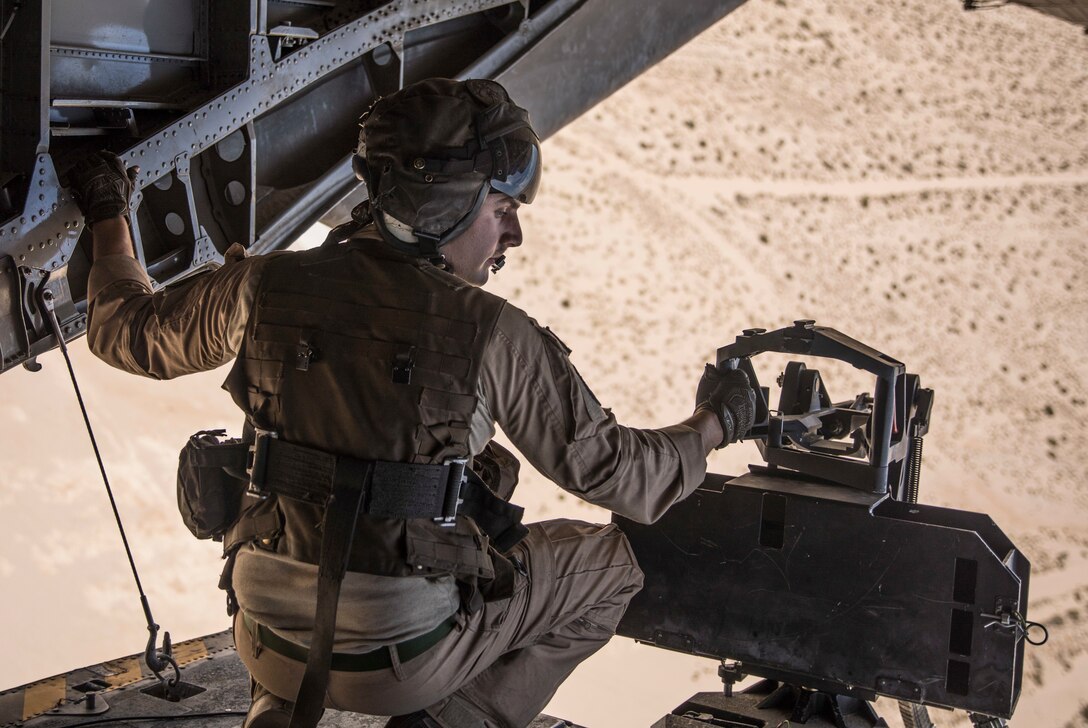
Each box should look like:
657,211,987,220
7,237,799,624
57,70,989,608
177,430,249,540
405,518,495,582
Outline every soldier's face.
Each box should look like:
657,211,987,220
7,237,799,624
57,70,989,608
442,193,522,286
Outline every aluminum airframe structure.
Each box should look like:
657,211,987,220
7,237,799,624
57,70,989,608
0,0,745,375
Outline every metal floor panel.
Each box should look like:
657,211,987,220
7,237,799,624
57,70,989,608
1,629,578,728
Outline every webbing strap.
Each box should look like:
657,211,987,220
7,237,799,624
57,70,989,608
288,458,371,728
240,434,526,547
188,440,248,468
252,437,462,521
370,461,457,519
460,471,527,552
259,438,336,503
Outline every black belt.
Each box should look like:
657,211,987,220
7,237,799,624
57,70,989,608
248,433,467,525
243,612,456,672
245,432,528,551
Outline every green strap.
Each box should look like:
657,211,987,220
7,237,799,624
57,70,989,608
242,612,456,672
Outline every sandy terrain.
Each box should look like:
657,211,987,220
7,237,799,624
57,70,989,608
1,0,1086,726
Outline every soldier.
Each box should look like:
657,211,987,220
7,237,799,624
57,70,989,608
70,78,756,728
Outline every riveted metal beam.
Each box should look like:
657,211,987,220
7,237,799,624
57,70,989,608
0,0,747,373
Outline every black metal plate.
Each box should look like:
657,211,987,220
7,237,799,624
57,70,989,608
615,471,1029,718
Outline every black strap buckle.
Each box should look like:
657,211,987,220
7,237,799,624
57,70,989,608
435,457,467,527
246,429,278,499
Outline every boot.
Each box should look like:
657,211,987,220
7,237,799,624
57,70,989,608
243,681,294,728
385,710,442,728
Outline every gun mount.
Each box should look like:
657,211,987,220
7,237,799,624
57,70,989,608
615,321,1035,727
717,319,934,497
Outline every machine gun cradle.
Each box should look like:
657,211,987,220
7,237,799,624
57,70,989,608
615,321,1030,727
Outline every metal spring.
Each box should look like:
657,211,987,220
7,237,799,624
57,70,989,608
906,435,924,504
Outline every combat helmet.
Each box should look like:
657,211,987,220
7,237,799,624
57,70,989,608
352,77,541,260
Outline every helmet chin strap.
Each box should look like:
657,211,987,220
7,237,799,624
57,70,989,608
321,200,373,248
490,255,506,274
413,229,446,267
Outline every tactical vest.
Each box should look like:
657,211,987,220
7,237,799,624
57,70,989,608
221,234,507,585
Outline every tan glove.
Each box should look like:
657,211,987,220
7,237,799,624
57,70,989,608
694,364,757,448
66,151,140,226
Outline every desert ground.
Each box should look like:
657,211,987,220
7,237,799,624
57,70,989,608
1,0,1085,726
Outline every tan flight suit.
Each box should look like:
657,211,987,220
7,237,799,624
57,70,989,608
87,232,708,728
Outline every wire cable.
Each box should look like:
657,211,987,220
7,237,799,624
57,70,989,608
40,288,179,690
0,1,21,42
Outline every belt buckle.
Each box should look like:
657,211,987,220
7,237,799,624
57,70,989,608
246,429,278,499
435,457,467,527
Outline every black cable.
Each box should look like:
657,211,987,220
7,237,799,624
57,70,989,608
48,710,246,727
40,289,178,687
42,290,150,622
1023,616,1049,646
0,1,21,42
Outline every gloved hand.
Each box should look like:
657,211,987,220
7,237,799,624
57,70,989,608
66,151,140,226
695,364,757,448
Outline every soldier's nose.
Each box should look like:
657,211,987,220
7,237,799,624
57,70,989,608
507,212,523,247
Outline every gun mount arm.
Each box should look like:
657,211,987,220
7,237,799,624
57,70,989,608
714,320,932,496
716,319,904,378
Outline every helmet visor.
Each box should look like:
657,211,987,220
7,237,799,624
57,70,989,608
489,127,541,204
